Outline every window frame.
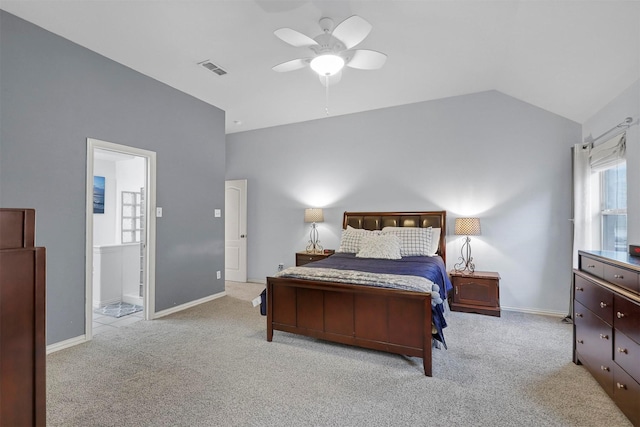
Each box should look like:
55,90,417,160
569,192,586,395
598,161,627,252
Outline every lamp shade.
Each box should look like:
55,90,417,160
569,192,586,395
455,218,481,236
304,208,324,223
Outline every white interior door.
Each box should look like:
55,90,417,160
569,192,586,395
225,179,247,282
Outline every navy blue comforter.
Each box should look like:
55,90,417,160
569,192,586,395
305,252,451,347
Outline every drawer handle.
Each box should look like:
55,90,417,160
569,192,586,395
599,334,609,340
576,339,584,344
575,286,584,292
617,312,625,319
587,264,596,268
614,274,624,279
600,365,610,372
616,383,627,390
617,347,628,354
599,302,608,308
575,313,583,318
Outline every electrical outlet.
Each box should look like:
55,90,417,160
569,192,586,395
216,271,221,279
278,263,284,271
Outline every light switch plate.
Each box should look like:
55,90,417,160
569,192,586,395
156,207,163,217
214,209,221,218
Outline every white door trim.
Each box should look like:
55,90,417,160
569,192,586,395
85,138,157,341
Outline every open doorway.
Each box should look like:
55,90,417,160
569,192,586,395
85,138,157,340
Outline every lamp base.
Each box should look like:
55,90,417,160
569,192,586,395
306,223,323,254
453,236,475,273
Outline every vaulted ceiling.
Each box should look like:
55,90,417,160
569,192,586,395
2,1,639,134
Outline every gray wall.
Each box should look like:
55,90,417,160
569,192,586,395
226,90,581,315
0,11,226,345
582,80,640,247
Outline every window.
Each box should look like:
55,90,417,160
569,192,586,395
600,162,626,252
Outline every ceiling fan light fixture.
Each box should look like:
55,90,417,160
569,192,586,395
310,54,345,76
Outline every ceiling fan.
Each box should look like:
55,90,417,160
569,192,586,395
272,15,387,86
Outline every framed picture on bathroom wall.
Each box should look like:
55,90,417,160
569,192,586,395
93,176,105,214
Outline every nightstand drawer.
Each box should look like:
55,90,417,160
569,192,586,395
295,251,334,266
454,277,497,307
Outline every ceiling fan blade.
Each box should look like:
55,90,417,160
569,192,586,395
331,15,372,49
346,49,387,70
319,70,342,87
274,28,319,48
272,58,309,72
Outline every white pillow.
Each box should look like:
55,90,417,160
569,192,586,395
381,227,432,256
337,226,380,253
356,234,402,259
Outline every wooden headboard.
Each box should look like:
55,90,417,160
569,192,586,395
342,211,447,263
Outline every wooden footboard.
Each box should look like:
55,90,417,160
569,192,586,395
266,276,433,376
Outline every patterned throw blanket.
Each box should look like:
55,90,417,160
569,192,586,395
274,266,443,306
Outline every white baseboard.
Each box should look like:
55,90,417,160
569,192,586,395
47,335,87,354
47,292,227,353
153,290,227,319
501,306,567,318
122,294,143,306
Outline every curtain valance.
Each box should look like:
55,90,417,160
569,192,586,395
589,133,626,172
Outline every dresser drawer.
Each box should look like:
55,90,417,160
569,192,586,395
614,331,640,380
614,294,640,344
574,275,613,325
580,255,605,279
574,301,614,365
613,364,640,427
605,264,640,293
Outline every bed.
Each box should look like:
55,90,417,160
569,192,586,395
266,211,451,376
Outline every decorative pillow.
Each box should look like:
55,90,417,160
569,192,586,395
381,227,432,256
337,226,380,253
356,234,402,259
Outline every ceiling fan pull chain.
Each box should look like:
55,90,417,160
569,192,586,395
325,75,330,116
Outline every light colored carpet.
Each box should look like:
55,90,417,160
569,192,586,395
46,281,632,426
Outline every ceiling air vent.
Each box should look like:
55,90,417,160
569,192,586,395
198,60,227,76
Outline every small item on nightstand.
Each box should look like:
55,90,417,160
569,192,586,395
629,244,640,257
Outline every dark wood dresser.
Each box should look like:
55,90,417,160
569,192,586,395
0,208,46,426
573,250,639,426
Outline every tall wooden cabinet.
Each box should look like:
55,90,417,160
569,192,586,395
573,250,640,426
0,208,46,426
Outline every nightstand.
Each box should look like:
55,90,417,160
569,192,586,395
449,270,501,317
296,250,334,266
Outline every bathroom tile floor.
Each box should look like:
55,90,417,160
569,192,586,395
93,310,143,335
